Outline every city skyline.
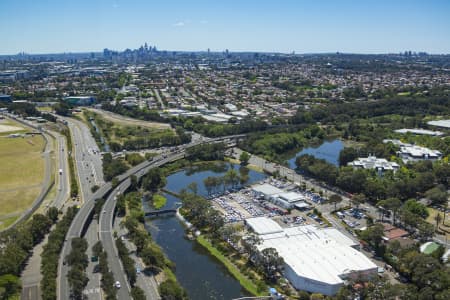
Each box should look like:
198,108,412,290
1,0,450,55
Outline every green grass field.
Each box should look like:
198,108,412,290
0,123,45,223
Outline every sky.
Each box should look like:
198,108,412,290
1,0,449,55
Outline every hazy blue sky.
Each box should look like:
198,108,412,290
1,0,449,54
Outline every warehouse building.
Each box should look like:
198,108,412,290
246,217,377,296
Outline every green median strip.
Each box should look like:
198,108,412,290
196,235,261,296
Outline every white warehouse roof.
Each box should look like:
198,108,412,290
251,219,377,295
252,183,283,196
278,192,305,203
246,217,283,235
428,120,450,129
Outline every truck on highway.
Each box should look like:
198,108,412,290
59,168,63,175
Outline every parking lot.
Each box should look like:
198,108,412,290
334,207,368,229
211,180,329,228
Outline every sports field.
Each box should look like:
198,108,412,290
0,119,45,229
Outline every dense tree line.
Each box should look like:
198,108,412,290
115,238,137,287
61,128,79,197
291,90,450,125
296,154,448,202
179,191,225,236
92,241,117,300
102,153,129,181
186,142,225,161
0,208,58,299
203,167,250,195
102,102,166,123
141,168,167,193
41,206,78,300
181,116,268,137
66,238,89,299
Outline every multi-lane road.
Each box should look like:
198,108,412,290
99,179,132,299
58,117,105,300
57,116,243,299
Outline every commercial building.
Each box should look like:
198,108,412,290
63,96,95,106
384,139,442,162
252,183,283,200
394,128,443,136
0,94,12,102
348,156,399,174
246,217,377,296
251,184,308,209
397,144,442,162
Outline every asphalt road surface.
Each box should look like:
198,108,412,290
99,179,132,299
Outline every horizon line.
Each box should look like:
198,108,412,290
1,48,449,57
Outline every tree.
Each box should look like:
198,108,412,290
377,197,402,224
255,248,284,283
46,207,59,223
159,278,187,300
434,213,442,229
402,199,429,219
131,286,146,300
425,185,448,205
30,214,52,244
187,182,198,195
0,274,21,299
140,244,165,270
351,193,366,209
360,224,384,254
339,147,358,166
417,221,435,241
92,241,103,258
239,151,251,165
328,194,343,211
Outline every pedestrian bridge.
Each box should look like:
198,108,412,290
145,209,177,217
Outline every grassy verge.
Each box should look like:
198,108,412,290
152,194,167,209
0,215,19,231
61,128,78,198
196,235,261,296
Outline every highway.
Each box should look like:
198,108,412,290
52,134,70,209
58,117,106,300
99,179,132,299
58,129,242,300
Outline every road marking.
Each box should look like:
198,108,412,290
83,287,100,295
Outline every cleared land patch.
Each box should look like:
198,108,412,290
0,121,45,223
88,108,171,129
83,110,183,150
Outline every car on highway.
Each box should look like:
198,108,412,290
114,281,121,289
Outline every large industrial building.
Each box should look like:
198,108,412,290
246,217,377,296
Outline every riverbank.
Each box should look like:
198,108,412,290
196,235,264,296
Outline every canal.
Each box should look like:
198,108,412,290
143,162,266,299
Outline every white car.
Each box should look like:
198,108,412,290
114,281,121,288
